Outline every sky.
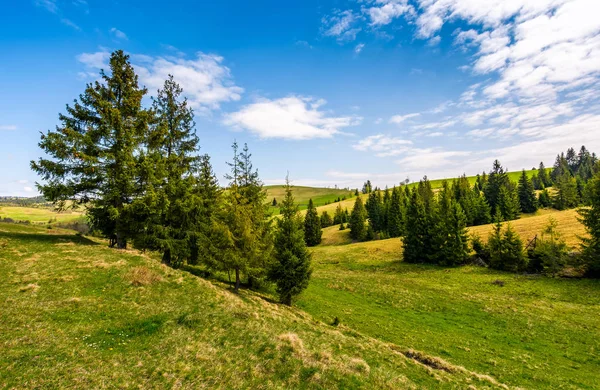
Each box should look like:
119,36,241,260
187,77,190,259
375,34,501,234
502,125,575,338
2,0,600,196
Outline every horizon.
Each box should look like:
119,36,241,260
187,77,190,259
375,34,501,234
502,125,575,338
2,0,600,196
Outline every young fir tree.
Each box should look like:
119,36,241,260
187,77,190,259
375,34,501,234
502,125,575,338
333,203,347,225
579,169,600,277
484,160,510,217
488,213,527,272
31,50,150,249
518,169,538,214
553,171,579,210
387,186,404,237
538,188,552,208
320,211,333,228
365,191,383,232
349,196,368,241
498,185,520,221
208,142,273,291
134,75,200,266
269,178,312,305
538,162,552,187
304,198,322,246
272,198,277,207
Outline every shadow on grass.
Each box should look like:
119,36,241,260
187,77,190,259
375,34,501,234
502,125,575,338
0,231,99,246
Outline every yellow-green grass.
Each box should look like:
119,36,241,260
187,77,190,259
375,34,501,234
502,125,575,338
0,206,84,223
266,185,353,214
299,220,600,389
0,222,506,389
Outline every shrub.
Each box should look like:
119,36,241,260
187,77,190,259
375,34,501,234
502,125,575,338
471,234,490,264
488,220,527,272
527,218,570,275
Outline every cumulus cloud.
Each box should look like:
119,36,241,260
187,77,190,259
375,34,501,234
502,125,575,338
223,96,362,140
366,0,414,26
77,51,243,112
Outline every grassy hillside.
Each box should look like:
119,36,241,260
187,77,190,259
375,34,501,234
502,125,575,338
299,216,599,389
0,206,84,223
0,222,509,389
265,185,353,213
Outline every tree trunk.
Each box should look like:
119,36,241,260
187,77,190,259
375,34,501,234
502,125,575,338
234,268,240,292
162,248,171,266
116,232,127,249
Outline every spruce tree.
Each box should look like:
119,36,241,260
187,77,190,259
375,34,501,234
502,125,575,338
488,216,527,272
436,182,469,266
269,178,312,305
538,162,551,187
553,171,579,210
484,160,509,216
32,50,150,249
538,188,552,208
208,142,273,291
320,211,333,228
348,196,367,241
403,189,428,263
387,186,404,237
518,169,538,214
365,191,383,232
133,75,200,266
579,169,600,276
498,185,520,221
304,198,322,246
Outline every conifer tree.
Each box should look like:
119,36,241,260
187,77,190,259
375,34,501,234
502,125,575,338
403,189,429,263
518,170,538,214
538,188,551,208
349,196,367,241
498,185,520,221
484,160,510,216
272,198,277,206
32,50,150,249
269,178,312,305
320,211,333,228
304,198,322,246
579,169,600,276
434,182,469,266
553,171,579,210
538,162,551,187
365,191,383,232
488,215,527,272
333,203,347,225
387,186,404,237
133,75,200,266
207,142,273,291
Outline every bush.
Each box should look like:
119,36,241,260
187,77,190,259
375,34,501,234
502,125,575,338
471,234,490,264
527,218,570,275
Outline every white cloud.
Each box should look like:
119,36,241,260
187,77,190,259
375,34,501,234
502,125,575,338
224,96,362,140
78,51,243,112
366,0,414,26
353,134,413,157
0,125,17,131
389,112,420,124
354,43,365,54
321,10,362,42
60,18,80,30
23,186,33,193
110,28,128,40
35,0,58,13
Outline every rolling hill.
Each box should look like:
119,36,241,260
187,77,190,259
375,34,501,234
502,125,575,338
0,222,508,389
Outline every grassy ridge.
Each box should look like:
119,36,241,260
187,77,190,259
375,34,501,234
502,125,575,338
299,216,599,389
265,185,353,213
0,222,506,389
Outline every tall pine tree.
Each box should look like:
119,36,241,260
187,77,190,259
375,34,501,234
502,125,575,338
32,50,150,249
349,196,368,241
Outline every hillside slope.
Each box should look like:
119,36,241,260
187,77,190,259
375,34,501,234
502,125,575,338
0,222,508,389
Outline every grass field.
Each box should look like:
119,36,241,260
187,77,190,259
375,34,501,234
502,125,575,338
298,211,599,389
0,206,84,223
0,222,510,389
265,185,353,214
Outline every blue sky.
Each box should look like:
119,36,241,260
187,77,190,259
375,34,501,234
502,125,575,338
2,0,600,196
